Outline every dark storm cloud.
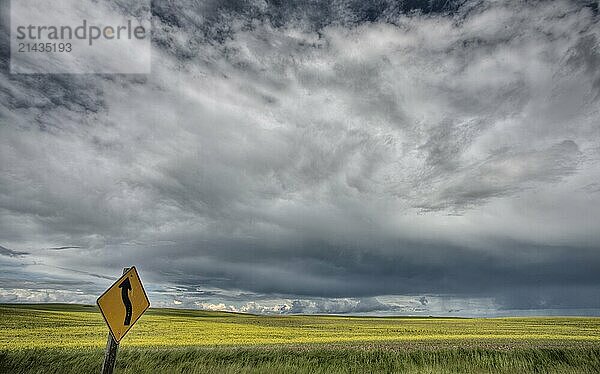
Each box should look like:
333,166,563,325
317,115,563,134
284,297,399,314
46,246,83,250
0,245,28,257
150,0,465,43
1,0,600,314
417,140,582,211
41,265,117,281
93,239,599,305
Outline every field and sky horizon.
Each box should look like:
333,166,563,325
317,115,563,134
3,303,600,350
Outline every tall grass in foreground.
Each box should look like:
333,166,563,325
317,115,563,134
2,346,600,374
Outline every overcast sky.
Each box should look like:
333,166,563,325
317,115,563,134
1,0,600,316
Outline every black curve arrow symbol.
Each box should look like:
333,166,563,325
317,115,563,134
118,278,132,326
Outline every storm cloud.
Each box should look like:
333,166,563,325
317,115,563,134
1,0,600,315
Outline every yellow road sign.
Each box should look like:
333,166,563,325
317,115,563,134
97,267,150,343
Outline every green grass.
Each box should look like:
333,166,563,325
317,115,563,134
3,346,600,374
1,304,600,373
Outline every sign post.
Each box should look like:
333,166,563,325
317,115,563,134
101,319,120,374
98,267,150,374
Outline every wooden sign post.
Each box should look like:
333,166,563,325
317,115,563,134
98,267,150,374
101,326,120,374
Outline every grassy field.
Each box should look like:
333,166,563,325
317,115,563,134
1,304,600,373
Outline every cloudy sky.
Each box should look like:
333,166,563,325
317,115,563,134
1,0,600,316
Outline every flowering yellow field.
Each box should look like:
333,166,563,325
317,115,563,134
2,304,600,373
2,304,600,350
